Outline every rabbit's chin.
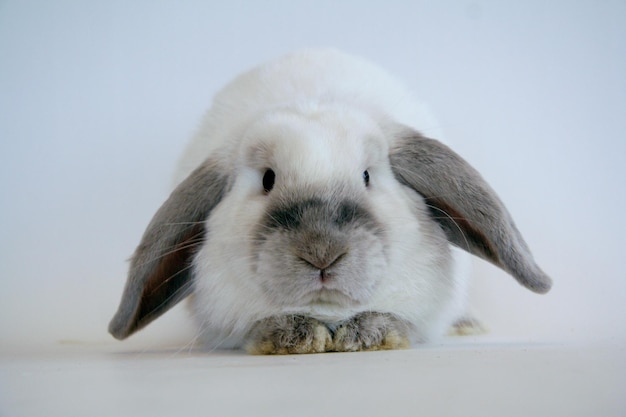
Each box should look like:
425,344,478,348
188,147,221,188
301,288,364,307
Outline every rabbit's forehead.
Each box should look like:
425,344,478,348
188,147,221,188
242,108,388,173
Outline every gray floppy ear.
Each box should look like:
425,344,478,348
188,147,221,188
389,129,552,294
109,159,230,339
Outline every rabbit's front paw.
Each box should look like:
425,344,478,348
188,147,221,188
332,312,410,352
246,315,332,355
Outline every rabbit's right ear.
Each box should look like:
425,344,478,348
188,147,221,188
108,159,230,340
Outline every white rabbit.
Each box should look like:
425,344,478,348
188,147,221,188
109,49,552,354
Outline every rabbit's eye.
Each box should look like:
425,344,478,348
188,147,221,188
263,169,275,193
363,170,370,187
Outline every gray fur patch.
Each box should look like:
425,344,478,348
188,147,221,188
263,197,381,233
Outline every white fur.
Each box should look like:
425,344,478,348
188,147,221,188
175,49,470,349
174,49,444,185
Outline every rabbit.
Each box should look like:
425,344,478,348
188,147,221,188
109,49,552,354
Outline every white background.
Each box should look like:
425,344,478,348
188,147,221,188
1,0,625,352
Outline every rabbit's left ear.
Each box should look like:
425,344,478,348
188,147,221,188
108,159,230,340
389,129,552,294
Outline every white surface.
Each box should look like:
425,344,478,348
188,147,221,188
2,341,625,417
1,1,625,416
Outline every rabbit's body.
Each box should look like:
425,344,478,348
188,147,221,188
109,49,551,354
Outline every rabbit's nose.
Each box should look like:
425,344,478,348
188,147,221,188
296,243,348,280
300,251,346,271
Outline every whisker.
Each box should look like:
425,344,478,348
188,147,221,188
132,235,206,268
161,221,206,226
424,203,470,252
148,265,195,298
